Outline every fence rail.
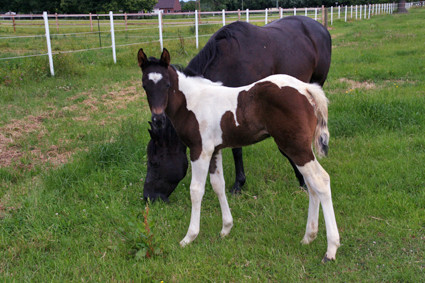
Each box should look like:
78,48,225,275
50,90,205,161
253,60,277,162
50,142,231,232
1,2,424,76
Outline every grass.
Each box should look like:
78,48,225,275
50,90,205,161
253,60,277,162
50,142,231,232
1,7,425,281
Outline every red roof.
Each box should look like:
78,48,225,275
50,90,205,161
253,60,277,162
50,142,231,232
154,0,181,10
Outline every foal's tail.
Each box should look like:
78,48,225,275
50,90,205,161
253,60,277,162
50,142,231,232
306,84,329,158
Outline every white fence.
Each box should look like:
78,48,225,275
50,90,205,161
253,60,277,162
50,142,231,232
0,2,423,76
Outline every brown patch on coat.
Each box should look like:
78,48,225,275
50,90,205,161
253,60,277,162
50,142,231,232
221,82,316,166
165,68,203,162
209,152,218,174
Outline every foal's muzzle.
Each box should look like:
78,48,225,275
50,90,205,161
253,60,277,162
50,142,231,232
151,113,166,129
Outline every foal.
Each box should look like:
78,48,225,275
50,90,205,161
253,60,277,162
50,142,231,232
138,48,340,262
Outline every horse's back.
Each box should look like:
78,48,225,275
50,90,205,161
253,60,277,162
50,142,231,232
188,16,331,87
265,16,331,86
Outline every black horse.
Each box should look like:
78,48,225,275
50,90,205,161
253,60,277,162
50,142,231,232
143,16,331,202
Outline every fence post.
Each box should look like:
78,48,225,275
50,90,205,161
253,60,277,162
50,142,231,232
315,8,317,21
55,13,59,32
265,8,268,24
43,12,54,77
109,11,116,64
89,13,93,32
364,5,367,18
351,5,353,18
360,5,362,20
246,9,249,23
280,7,283,18
195,10,199,49
158,11,163,50
294,7,296,15
12,15,16,33
222,9,225,26
321,5,325,25
331,6,333,25
125,13,128,31
305,7,308,16
345,5,347,22
368,4,371,19
238,9,241,21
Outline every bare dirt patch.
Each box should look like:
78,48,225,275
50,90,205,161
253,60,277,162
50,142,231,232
339,78,376,91
0,80,144,169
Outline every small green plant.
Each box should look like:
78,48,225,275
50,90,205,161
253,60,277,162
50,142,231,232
128,204,162,260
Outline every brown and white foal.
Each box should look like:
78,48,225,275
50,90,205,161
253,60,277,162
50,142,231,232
138,48,340,262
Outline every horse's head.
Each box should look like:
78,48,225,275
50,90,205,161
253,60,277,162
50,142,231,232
143,119,188,202
138,48,171,129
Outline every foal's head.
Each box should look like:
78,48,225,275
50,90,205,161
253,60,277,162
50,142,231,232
138,48,172,129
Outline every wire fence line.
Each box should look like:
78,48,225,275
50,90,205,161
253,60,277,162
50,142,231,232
0,2,423,76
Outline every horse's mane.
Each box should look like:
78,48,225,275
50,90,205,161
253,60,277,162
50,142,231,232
184,21,251,77
148,117,185,151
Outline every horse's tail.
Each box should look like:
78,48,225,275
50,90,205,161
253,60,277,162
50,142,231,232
306,84,329,158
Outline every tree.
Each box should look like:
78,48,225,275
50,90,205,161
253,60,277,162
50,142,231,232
397,0,408,13
1,0,157,13
181,1,198,12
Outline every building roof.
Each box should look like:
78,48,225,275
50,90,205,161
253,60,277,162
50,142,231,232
154,0,181,10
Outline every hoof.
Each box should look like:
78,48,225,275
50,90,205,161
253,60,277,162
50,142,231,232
301,232,317,245
179,239,189,247
300,183,308,192
230,185,242,195
321,254,335,263
220,223,233,238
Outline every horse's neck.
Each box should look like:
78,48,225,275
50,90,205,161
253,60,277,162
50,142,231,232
165,70,192,120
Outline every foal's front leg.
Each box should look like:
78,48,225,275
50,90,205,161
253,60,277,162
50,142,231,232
180,152,211,247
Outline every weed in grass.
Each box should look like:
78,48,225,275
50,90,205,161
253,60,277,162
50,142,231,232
125,204,162,260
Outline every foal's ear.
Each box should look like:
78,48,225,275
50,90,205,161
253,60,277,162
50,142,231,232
160,48,171,66
137,48,148,69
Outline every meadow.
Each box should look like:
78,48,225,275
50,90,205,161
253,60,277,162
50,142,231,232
1,7,424,281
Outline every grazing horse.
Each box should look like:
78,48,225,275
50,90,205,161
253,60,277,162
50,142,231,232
138,48,340,262
143,16,332,201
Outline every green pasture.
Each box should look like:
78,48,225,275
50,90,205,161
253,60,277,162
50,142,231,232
1,7,425,281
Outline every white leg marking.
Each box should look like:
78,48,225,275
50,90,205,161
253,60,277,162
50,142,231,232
180,153,211,247
301,187,320,244
148,72,163,84
297,159,340,261
209,151,233,237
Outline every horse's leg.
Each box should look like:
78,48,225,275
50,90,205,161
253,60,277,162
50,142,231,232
296,158,340,262
180,152,211,247
209,150,233,237
279,149,307,189
300,185,320,244
231,147,246,194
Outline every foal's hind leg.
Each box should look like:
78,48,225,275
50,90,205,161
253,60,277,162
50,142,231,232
209,150,233,237
279,149,306,189
297,159,340,261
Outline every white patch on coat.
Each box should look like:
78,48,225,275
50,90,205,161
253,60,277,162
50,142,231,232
148,72,163,84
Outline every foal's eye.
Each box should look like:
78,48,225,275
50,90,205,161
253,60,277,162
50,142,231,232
166,83,170,88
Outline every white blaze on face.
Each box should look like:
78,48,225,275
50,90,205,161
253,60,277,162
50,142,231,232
148,72,163,84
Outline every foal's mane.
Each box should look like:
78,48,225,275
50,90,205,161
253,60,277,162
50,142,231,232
183,21,251,77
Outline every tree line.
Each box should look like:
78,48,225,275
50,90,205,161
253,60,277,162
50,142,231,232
0,0,398,14
183,1,395,12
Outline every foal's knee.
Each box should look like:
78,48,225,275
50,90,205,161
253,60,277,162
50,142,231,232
210,173,225,194
190,182,205,202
